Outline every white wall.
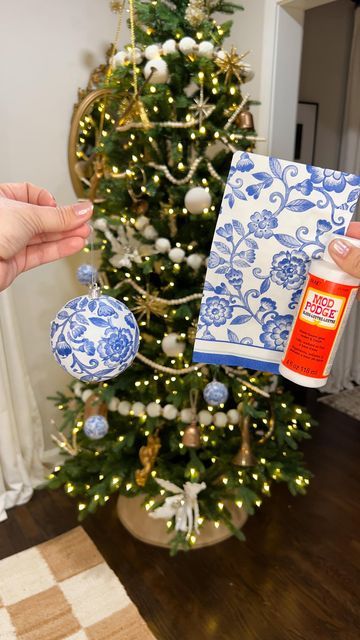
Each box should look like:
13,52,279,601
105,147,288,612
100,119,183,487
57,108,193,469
0,0,270,449
0,0,122,447
299,0,354,169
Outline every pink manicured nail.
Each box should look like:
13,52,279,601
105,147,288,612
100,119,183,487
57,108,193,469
73,201,93,216
331,239,351,257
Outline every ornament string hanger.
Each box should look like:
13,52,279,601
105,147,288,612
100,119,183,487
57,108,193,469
88,224,101,299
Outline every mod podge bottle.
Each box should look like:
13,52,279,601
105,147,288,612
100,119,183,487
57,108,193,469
279,233,360,388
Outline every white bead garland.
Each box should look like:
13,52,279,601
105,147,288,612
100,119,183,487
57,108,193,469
118,400,131,416
108,397,120,411
214,412,228,428
163,404,178,420
132,402,146,417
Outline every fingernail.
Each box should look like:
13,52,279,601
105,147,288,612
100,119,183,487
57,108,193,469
331,239,351,257
73,201,93,216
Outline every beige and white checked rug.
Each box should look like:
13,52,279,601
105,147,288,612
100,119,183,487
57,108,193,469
319,386,360,421
0,527,156,640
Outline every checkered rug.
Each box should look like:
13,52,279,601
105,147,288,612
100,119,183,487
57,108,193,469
319,386,360,421
0,527,156,639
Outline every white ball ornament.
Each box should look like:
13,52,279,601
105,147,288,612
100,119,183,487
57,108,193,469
132,47,143,64
82,389,93,403
186,254,203,270
134,215,149,231
142,224,158,240
118,400,131,416
108,397,119,412
162,39,177,55
168,247,185,263
144,59,169,83
163,404,178,420
179,37,197,55
198,410,212,426
132,402,145,417
214,412,228,428
227,409,240,424
184,187,212,214
145,44,161,60
50,292,139,382
180,408,193,423
147,402,162,418
84,415,109,440
113,51,127,67
155,237,171,253
198,41,214,58
162,333,185,357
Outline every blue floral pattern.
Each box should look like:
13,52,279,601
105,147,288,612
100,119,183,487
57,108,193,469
50,295,139,381
194,152,360,372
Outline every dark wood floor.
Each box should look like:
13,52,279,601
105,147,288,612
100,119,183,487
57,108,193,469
1,396,359,640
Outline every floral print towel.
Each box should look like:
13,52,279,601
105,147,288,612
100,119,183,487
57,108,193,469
193,152,360,373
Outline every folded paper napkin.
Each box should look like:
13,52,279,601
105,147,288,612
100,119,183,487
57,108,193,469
193,152,360,373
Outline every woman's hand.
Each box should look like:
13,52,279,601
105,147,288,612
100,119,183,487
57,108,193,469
328,222,360,297
0,182,93,291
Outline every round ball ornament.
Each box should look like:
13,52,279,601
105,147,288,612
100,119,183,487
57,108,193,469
184,187,212,214
144,59,169,83
155,237,171,253
84,415,109,440
145,44,161,60
76,264,97,286
168,247,185,263
203,381,229,407
179,37,196,55
198,41,214,58
162,39,177,55
50,285,139,382
162,333,185,357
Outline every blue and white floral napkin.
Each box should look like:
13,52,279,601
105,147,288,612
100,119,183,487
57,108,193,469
193,152,360,373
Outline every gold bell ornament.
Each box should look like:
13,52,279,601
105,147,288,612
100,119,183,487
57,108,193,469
232,404,257,467
236,108,254,131
182,390,201,448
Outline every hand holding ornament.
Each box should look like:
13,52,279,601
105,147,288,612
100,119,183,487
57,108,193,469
0,182,93,291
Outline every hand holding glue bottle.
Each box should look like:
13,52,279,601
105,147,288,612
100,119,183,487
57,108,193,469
279,222,360,388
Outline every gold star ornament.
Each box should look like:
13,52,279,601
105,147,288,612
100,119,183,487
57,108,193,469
215,47,250,85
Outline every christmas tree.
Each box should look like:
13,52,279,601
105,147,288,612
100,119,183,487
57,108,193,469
49,0,313,553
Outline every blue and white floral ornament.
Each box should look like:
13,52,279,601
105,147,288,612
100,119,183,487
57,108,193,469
50,285,139,382
84,415,109,440
203,381,229,406
76,264,98,286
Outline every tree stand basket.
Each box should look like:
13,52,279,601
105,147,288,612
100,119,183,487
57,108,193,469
117,495,248,549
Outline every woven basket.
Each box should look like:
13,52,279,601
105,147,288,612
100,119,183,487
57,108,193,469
117,494,248,549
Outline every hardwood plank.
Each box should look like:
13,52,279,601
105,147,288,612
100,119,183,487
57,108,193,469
0,398,359,639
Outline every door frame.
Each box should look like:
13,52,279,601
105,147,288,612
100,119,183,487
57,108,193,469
256,0,336,161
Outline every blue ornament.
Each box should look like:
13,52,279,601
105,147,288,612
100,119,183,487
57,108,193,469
84,415,109,440
203,381,229,406
77,264,98,286
50,290,139,382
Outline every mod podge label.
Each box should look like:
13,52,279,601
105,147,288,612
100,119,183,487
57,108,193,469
299,288,345,329
281,274,359,378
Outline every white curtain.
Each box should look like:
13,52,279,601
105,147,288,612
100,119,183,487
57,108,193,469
0,289,47,521
324,3,360,393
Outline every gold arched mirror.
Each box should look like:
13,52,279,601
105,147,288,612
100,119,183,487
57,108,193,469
68,88,113,200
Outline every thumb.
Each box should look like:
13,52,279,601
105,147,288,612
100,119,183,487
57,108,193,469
30,200,93,234
328,238,360,279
